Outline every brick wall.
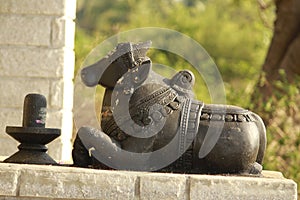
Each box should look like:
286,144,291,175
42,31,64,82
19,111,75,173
0,163,297,200
0,0,76,161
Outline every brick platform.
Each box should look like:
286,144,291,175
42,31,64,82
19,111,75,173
0,163,297,200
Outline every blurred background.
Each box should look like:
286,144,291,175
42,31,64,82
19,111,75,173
74,0,299,195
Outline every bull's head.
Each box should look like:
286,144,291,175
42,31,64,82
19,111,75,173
81,41,152,89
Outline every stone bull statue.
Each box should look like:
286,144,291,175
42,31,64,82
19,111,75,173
72,41,267,175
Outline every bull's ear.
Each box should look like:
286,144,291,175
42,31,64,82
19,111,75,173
131,59,151,86
80,64,99,87
170,70,195,97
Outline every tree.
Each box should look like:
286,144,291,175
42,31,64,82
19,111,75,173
255,0,300,97
253,0,300,131
252,0,300,196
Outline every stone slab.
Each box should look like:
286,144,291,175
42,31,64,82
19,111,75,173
0,47,65,78
139,172,188,200
189,174,297,200
0,0,76,18
0,15,52,46
17,164,137,199
0,164,20,196
0,77,73,110
0,15,75,48
0,163,297,200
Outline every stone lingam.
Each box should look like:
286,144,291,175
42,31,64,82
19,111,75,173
72,41,267,175
4,94,61,165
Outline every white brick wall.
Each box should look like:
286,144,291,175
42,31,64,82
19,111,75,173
0,0,76,161
0,15,51,46
0,0,76,17
0,48,64,77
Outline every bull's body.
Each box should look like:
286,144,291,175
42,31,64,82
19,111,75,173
72,41,266,174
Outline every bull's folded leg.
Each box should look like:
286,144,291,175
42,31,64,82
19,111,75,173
247,162,263,175
72,133,92,168
72,127,118,169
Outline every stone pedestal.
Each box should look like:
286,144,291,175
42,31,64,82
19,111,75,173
0,163,297,200
0,0,76,161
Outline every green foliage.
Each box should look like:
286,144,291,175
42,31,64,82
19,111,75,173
252,71,300,196
74,28,95,76
76,0,131,34
76,0,273,104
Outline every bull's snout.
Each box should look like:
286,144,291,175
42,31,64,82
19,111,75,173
81,62,105,87
81,67,97,87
